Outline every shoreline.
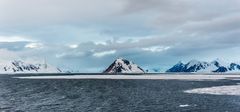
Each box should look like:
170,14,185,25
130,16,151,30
13,74,240,80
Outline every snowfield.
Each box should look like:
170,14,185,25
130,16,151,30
184,85,240,96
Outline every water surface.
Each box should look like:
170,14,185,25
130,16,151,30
0,74,240,112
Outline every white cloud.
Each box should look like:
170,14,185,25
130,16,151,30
68,44,78,49
93,50,116,57
0,36,32,42
94,41,107,46
25,43,44,49
142,46,171,52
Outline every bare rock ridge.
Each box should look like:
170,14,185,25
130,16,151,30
103,58,145,74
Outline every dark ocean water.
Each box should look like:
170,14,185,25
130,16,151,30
1,74,240,112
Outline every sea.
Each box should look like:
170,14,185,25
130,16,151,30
0,74,240,112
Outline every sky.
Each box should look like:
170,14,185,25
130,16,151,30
0,0,240,72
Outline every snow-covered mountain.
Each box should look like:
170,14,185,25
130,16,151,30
103,58,145,74
0,60,62,73
166,59,240,73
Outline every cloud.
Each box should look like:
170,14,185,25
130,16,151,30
56,52,87,59
0,0,240,72
0,49,20,62
25,42,44,49
181,13,240,33
68,44,78,49
0,0,125,27
142,46,171,52
0,42,29,51
93,50,116,58
0,36,32,42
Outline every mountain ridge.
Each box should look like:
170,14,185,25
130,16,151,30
167,59,240,73
0,60,61,73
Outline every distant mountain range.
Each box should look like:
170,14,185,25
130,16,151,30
0,60,61,73
167,59,240,73
1,58,240,74
103,58,240,74
103,58,145,74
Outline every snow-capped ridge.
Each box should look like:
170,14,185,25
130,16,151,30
0,60,61,73
211,58,230,67
167,59,240,73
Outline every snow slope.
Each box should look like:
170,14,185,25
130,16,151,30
0,60,61,74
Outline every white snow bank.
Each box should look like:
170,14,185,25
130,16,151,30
184,84,240,96
14,75,240,80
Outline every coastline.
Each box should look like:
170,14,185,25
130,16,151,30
13,74,240,80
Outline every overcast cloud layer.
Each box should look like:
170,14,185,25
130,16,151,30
0,0,240,72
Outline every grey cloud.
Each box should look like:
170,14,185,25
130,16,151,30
59,26,240,58
122,0,189,13
0,0,240,72
0,42,29,51
0,0,125,26
181,13,240,34
123,0,240,33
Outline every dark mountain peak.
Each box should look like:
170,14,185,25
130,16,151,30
103,58,145,74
